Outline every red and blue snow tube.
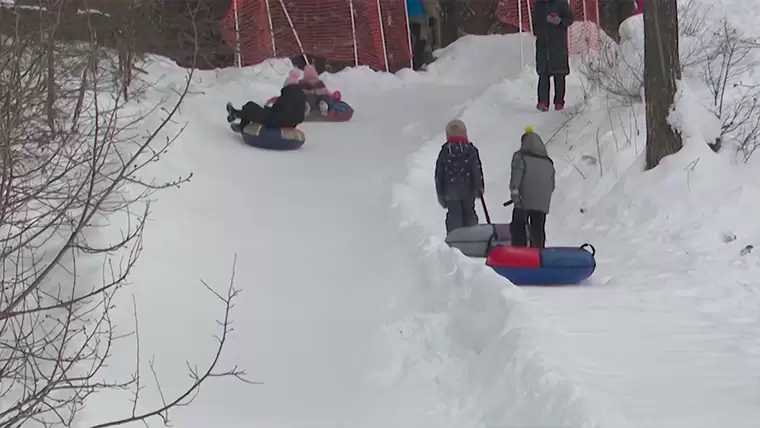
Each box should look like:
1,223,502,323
485,244,596,285
266,92,354,122
305,100,354,122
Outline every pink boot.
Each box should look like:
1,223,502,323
536,102,549,112
555,103,565,111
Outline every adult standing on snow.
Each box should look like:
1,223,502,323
406,0,440,69
532,0,574,111
509,126,555,248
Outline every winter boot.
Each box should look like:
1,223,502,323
555,103,565,111
225,102,236,123
536,102,549,112
318,100,329,116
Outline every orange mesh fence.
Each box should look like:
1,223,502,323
219,0,413,71
496,0,601,54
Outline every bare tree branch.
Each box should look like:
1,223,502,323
0,2,252,428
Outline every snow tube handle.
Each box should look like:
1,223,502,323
580,243,596,256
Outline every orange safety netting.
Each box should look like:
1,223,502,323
496,0,601,54
219,0,413,70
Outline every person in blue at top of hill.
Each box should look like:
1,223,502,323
509,126,555,248
532,0,574,112
406,0,439,69
434,119,485,233
226,69,307,130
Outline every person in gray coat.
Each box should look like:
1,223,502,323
509,126,555,247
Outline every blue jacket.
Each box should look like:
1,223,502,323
434,138,484,201
407,0,426,19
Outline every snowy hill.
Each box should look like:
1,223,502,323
22,5,758,428
394,8,760,428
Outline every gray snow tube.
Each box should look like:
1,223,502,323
444,223,512,258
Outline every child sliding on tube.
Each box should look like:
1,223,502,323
227,70,306,131
299,64,343,116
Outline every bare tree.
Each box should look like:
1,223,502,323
578,33,645,103
579,0,702,106
643,0,682,169
0,1,250,427
692,17,760,158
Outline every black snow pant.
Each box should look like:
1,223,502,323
444,199,479,233
510,207,547,248
409,22,429,71
537,74,567,106
233,101,266,128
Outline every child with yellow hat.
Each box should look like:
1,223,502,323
509,125,555,247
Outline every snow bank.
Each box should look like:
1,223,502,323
424,34,534,83
391,147,623,428
394,11,760,424
389,34,630,428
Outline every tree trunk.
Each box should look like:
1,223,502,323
643,0,682,170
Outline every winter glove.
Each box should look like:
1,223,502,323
546,13,561,25
510,190,520,204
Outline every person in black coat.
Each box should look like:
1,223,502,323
532,0,574,111
227,71,307,130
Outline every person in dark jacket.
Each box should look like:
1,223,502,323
227,70,307,130
532,0,574,111
434,120,485,233
509,126,555,248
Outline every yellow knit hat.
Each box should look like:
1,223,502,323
524,125,534,134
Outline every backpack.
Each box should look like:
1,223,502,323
443,142,476,186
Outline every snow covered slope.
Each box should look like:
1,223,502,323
75,13,759,428
396,11,760,428
82,36,574,428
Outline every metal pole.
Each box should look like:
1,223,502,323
265,0,277,55
278,0,307,64
375,0,390,71
527,0,534,60
518,0,524,68
403,0,413,69
233,0,242,67
349,0,359,66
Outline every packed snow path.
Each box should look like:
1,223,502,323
83,58,511,428
83,32,760,428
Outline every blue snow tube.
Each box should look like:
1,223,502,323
486,244,596,285
305,100,354,122
239,122,305,151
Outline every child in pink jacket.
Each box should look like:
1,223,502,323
299,64,341,115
